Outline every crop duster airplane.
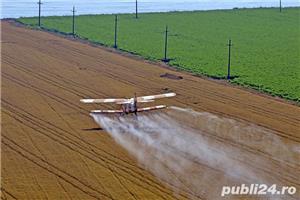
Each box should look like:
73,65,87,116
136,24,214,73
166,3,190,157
80,93,176,115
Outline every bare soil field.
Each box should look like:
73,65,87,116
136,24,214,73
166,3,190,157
1,21,300,200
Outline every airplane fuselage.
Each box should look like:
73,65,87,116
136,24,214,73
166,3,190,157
122,98,137,115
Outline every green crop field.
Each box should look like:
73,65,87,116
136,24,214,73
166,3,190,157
18,8,300,102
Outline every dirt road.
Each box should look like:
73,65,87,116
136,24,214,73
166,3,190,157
1,21,299,200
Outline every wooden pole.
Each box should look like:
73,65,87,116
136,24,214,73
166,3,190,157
163,25,169,62
280,0,282,12
38,0,42,27
72,6,76,36
135,0,138,19
227,39,232,80
114,15,118,48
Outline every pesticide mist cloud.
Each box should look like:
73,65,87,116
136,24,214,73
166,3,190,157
92,107,299,199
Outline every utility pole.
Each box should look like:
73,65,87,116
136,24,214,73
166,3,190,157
280,0,282,12
162,25,169,62
227,39,233,80
37,0,42,27
135,0,138,19
114,15,118,48
72,6,76,36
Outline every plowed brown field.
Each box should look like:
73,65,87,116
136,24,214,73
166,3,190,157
1,21,300,200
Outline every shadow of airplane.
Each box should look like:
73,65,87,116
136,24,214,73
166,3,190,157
82,127,103,131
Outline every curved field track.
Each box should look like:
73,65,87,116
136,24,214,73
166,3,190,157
1,21,300,200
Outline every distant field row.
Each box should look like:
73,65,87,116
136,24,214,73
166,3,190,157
18,8,300,102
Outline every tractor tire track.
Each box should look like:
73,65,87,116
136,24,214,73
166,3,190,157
2,138,114,200
1,188,17,200
2,106,192,200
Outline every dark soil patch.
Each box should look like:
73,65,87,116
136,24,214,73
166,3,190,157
160,73,183,80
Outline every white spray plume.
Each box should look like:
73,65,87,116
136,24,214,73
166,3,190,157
92,107,299,199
